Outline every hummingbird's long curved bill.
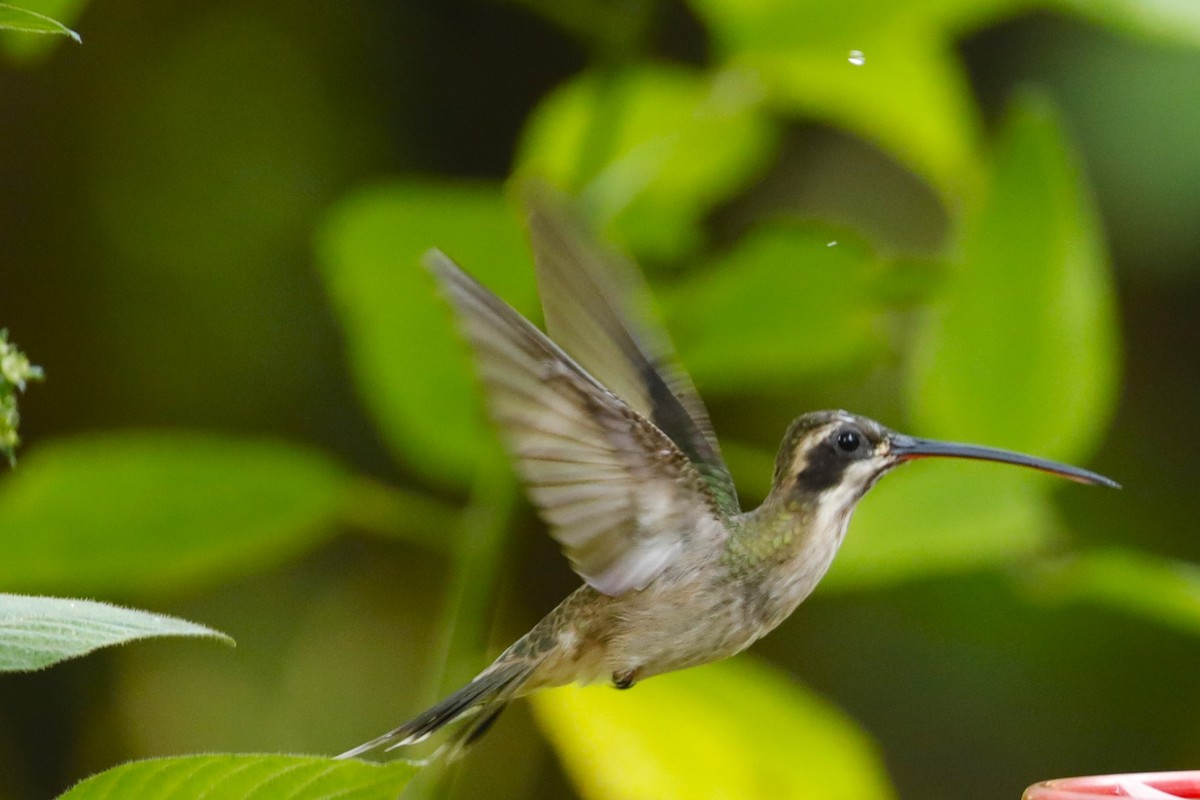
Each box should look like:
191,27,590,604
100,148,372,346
889,434,1120,489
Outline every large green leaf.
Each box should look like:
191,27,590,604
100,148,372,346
659,223,884,392
532,655,895,800
517,64,778,261
317,181,534,486
58,755,415,800
1026,548,1200,637
907,96,1119,464
0,433,350,595
0,594,230,672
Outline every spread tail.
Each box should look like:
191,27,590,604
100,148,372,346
336,658,536,762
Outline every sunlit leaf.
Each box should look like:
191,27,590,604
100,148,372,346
58,755,415,800
827,464,1056,590
317,181,534,486
907,96,1119,464
0,433,350,595
660,223,884,392
532,656,895,800
517,64,778,261
1024,548,1200,637
0,594,230,672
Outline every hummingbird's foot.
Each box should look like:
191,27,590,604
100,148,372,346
612,668,639,690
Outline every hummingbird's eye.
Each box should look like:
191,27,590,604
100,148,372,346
836,430,861,452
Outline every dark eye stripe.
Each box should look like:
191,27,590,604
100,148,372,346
794,444,844,492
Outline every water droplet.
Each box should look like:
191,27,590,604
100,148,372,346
848,50,865,66
827,240,838,247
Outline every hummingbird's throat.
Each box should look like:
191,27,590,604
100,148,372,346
817,459,880,515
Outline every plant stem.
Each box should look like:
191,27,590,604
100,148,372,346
406,453,518,800
433,455,518,692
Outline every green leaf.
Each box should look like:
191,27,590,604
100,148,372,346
517,64,778,261
317,181,534,486
0,433,351,595
907,96,1119,464
0,2,79,40
1025,548,1200,637
58,755,415,800
532,656,895,800
685,0,985,199
0,594,230,672
826,464,1056,590
660,223,884,392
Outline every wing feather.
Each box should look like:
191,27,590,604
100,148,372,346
523,186,740,515
427,250,726,596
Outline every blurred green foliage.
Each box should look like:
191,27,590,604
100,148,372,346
3,0,1200,798
517,64,778,260
0,435,352,594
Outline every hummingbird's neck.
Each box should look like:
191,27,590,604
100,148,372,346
723,490,857,629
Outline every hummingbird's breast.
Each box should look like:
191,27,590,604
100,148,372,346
518,503,855,691
525,555,766,689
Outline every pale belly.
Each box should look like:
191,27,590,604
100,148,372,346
527,568,764,690
508,508,850,693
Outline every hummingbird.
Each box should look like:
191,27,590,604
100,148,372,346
338,190,1118,761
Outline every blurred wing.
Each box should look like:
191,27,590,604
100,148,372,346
523,185,740,515
427,250,727,596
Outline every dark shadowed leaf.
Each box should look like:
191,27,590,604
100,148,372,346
58,755,415,800
0,594,230,672
1025,548,1200,637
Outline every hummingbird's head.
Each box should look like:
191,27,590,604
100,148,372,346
771,409,1118,511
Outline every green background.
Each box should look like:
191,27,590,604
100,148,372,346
2,0,1199,798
